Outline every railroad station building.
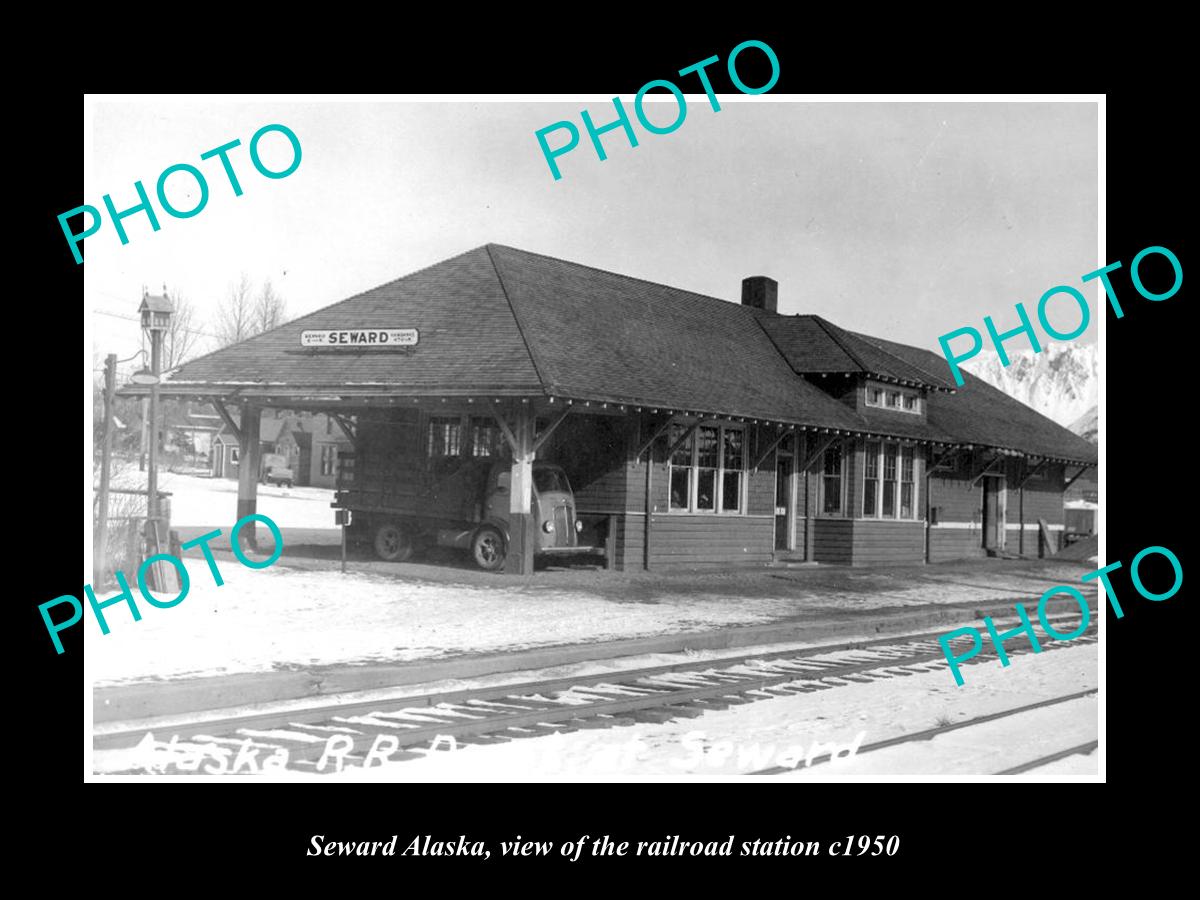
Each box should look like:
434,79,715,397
155,245,1098,574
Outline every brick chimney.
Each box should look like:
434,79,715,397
741,276,778,313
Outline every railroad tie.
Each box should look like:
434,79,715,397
629,707,687,724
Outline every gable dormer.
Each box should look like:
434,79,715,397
755,312,953,420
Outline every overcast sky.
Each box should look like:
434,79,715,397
85,99,1098,374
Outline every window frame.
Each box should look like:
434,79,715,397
818,439,846,517
320,443,337,476
426,415,463,459
468,416,499,458
860,439,921,521
864,384,923,415
862,440,880,517
665,421,747,515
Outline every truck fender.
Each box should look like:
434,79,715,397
476,518,510,546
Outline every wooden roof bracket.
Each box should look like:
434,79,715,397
211,398,242,445
330,413,359,450
970,455,1006,487
753,426,796,471
1016,457,1050,489
928,443,966,475
1064,463,1095,491
492,411,520,455
800,434,837,472
531,405,575,455
632,417,676,466
664,422,700,459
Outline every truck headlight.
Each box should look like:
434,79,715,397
575,520,583,532
543,521,555,533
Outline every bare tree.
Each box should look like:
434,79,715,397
215,273,254,346
163,290,201,370
253,278,288,334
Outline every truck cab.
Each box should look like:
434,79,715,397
471,461,583,569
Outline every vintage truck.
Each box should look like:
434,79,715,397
335,453,593,571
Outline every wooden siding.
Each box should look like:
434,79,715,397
849,519,926,565
928,465,985,561
928,471,983,527
812,518,853,564
929,527,987,562
813,518,924,565
616,514,645,570
647,514,774,568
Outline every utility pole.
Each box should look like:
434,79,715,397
95,354,117,587
139,289,174,588
139,398,148,471
148,321,161,528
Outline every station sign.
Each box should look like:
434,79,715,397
301,328,419,348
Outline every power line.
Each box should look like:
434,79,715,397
91,307,223,340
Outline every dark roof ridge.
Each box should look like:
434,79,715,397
485,245,553,396
849,329,959,389
486,243,754,319
808,314,870,371
792,314,953,390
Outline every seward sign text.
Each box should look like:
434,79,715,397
301,328,419,348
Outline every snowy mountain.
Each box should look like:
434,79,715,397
1068,406,1098,444
961,342,1097,427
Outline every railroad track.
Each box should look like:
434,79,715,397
994,740,1098,775
94,617,1098,775
748,687,1099,776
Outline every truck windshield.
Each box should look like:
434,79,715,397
534,467,569,494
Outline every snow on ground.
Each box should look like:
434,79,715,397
316,641,1099,780
89,559,786,684
90,470,1101,685
87,553,1101,686
143,471,338,531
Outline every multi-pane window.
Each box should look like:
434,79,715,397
427,416,462,457
669,423,693,511
695,426,718,510
667,423,745,513
722,429,744,512
900,445,915,518
863,440,880,516
821,441,843,514
321,444,337,476
865,385,922,415
862,441,919,520
882,444,898,516
469,417,497,457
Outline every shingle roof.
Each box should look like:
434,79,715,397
139,293,174,314
487,245,863,427
852,332,1097,463
170,247,542,394
169,243,1095,462
758,314,954,390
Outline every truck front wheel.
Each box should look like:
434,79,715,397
471,526,506,571
374,522,414,563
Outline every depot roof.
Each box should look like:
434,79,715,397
757,314,956,391
165,244,1096,464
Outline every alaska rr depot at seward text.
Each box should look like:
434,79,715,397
150,245,1098,574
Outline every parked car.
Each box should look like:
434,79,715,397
260,453,294,487
265,466,295,488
